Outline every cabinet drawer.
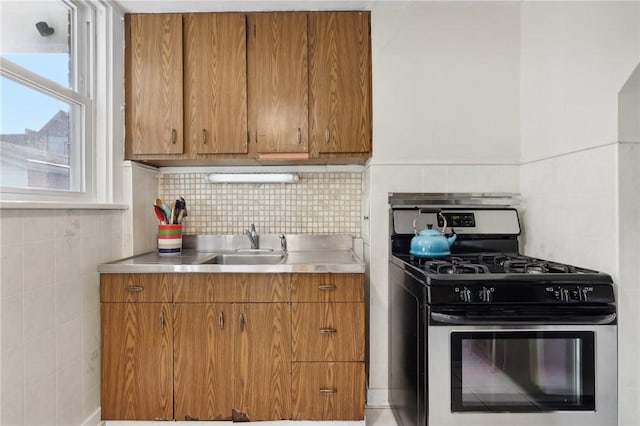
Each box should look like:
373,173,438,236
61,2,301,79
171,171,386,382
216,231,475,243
173,273,288,303
290,274,363,302
100,274,172,303
292,362,365,420
292,303,364,361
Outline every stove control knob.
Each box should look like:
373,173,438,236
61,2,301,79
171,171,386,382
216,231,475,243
570,288,581,301
561,288,570,302
480,287,494,302
460,287,472,303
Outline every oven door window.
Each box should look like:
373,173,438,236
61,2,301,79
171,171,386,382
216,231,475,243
451,331,595,412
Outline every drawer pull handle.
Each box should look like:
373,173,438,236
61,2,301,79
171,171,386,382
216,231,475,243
160,311,165,332
219,312,224,330
239,313,245,331
202,128,207,144
171,128,177,144
126,286,144,292
320,328,337,334
319,285,336,291
320,388,337,394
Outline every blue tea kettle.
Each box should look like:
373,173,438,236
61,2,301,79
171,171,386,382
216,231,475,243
410,210,457,258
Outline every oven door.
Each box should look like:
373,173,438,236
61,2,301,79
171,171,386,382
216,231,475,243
427,321,617,426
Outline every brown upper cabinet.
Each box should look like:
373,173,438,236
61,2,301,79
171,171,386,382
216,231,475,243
125,14,183,156
124,11,371,164
184,13,248,155
125,13,248,160
248,12,309,156
309,11,372,157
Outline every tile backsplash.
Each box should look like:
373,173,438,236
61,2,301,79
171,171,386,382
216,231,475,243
159,172,362,236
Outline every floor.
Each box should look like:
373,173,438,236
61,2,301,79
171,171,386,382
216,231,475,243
103,408,398,426
365,408,397,425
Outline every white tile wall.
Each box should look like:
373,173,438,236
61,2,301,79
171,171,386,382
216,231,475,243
159,172,362,237
0,209,125,426
617,143,640,426
520,3,639,424
520,143,640,426
519,145,618,271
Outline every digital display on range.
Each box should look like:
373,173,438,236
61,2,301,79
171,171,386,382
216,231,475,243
437,212,476,228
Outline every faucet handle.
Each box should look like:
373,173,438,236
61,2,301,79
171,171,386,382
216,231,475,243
279,234,287,252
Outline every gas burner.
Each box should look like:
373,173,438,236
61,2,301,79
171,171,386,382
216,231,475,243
417,257,490,274
477,253,529,266
503,259,577,274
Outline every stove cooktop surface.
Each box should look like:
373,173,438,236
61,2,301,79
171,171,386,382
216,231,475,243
391,251,615,305
395,252,600,275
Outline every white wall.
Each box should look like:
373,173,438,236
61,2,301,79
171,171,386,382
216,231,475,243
122,162,160,257
0,209,125,426
618,142,640,425
0,3,130,426
520,2,639,162
519,2,640,425
366,1,522,406
372,1,520,165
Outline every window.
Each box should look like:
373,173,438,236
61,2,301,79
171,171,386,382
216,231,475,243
1,0,96,202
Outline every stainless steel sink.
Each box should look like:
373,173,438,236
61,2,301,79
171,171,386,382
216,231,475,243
198,252,286,265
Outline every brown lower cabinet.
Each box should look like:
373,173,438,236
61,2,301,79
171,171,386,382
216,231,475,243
292,362,366,420
100,272,362,421
101,302,173,420
173,303,233,421
173,302,291,421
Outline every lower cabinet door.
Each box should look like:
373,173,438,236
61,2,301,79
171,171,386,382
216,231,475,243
101,303,173,420
174,303,233,420
234,303,292,421
292,362,365,420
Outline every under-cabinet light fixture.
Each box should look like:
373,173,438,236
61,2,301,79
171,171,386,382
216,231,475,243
207,173,299,184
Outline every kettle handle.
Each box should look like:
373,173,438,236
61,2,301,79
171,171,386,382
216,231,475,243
413,208,448,234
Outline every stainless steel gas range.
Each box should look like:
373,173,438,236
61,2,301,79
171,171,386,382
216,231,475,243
388,193,617,426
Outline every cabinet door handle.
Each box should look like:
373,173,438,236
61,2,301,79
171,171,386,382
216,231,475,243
297,127,301,144
320,328,337,334
320,388,337,394
318,284,336,291
201,129,206,145
219,312,224,330
126,286,144,292
239,313,245,331
325,128,330,143
160,310,165,332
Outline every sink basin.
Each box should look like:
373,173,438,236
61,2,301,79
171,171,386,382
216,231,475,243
198,252,286,265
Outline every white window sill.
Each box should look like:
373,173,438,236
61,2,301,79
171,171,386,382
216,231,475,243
0,200,129,210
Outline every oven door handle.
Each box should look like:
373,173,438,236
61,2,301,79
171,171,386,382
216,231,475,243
431,312,617,325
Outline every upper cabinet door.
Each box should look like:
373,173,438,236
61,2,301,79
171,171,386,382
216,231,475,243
184,13,248,155
249,12,309,154
309,12,371,155
126,14,183,155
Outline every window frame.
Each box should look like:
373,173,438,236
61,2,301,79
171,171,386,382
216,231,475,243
0,0,98,204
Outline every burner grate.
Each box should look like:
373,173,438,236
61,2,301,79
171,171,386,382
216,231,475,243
413,256,490,274
503,259,577,274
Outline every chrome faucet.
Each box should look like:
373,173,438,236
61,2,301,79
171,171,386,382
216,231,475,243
279,234,287,253
245,223,259,249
